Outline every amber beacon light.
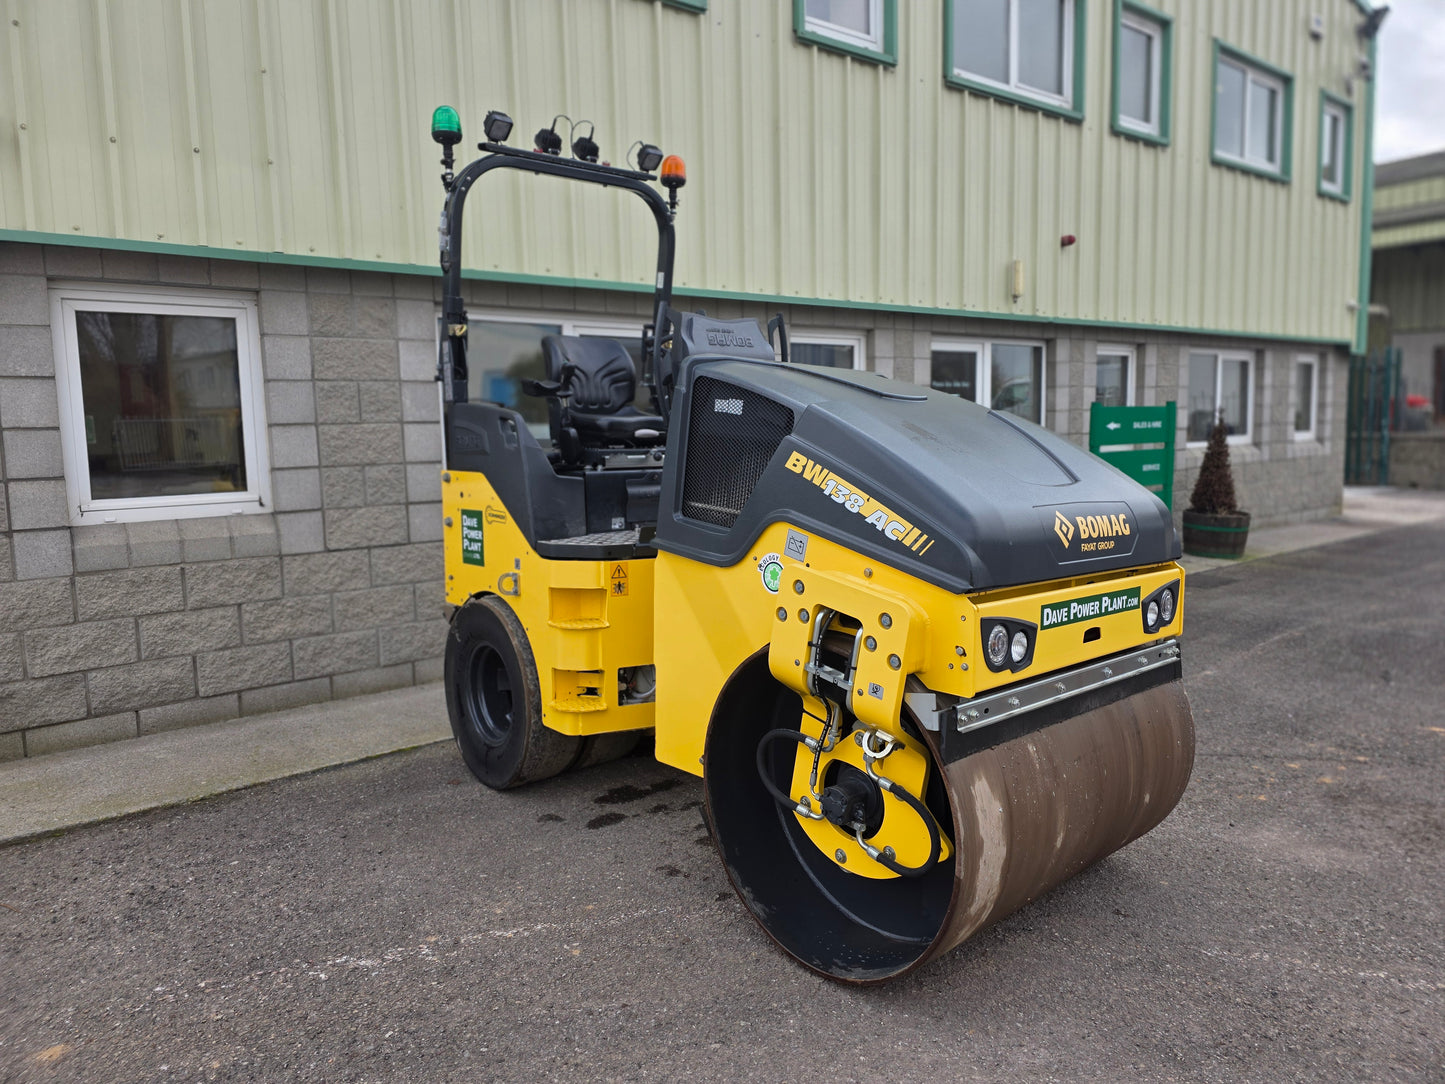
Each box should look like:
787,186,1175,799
660,154,686,210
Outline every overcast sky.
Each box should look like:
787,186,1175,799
1374,0,1445,163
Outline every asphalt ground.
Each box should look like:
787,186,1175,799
1,522,1442,1083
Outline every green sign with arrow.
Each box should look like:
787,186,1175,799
1089,401,1177,509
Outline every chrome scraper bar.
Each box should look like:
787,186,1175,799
951,639,1181,734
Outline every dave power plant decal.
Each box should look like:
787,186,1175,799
1039,587,1141,629
784,452,933,556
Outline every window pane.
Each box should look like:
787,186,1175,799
931,349,979,401
1215,61,1246,158
1220,357,1250,436
1247,79,1278,165
1096,354,1130,406
1295,362,1315,433
77,311,245,501
1322,110,1342,185
1118,23,1153,124
990,343,1043,421
807,0,872,36
1187,353,1217,442
468,319,562,436
1017,0,1066,96
953,0,1008,83
792,343,855,368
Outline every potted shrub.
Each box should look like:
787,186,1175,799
1182,415,1251,558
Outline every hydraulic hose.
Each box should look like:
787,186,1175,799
755,729,820,817
860,776,942,879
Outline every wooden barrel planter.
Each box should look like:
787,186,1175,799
1181,510,1251,559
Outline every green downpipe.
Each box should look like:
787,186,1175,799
1353,32,1379,356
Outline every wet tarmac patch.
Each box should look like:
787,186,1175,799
655,864,686,878
586,811,629,830
537,813,565,823
593,779,681,806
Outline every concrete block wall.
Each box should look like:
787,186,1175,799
1390,431,1445,490
1158,342,1350,526
0,242,448,759
0,238,1350,758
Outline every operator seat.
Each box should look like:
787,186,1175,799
539,335,666,449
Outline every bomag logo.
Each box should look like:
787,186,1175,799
706,329,755,349
1050,507,1134,554
1053,510,1075,548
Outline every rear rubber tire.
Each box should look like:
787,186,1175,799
571,730,645,772
445,595,580,790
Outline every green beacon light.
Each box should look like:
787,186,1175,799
431,105,462,148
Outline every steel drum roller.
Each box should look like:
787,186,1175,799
706,661,1194,984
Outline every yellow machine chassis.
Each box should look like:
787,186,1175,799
445,472,1184,876
443,471,656,738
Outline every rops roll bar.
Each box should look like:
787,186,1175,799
431,109,682,417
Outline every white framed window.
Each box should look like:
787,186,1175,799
798,0,889,57
947,0,1080,115
1293,355,1318,441
1186,350,1254,446
1213,46,1291,179
1115,6,1168,142
461,312,563,439
50,284,270,525
1095,345,1135,407
1318,95,1352,200
930,338,1045,424
789,331,867,371
929,340,983,403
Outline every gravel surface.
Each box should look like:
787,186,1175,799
2,523,1442,1083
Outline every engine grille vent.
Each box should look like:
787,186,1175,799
681,376,794,528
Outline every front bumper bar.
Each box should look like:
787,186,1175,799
907,639,1183,765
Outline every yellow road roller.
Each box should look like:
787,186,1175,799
428,106,1194,983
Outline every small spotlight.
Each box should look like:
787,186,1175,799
534,119,563,155
571,121,599,162
1009,630,1029,664
636,143,664,172
482,110,513,144
986,624,1008,669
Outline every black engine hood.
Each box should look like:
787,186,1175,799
655,358,1180,594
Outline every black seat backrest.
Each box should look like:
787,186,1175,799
541,336,636,414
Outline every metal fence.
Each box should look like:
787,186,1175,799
1345,349,1402,486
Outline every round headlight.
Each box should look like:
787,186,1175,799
986,624,1009,667
1159,588,1175,624
1010,630,1029,663
1146,600,1160,627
